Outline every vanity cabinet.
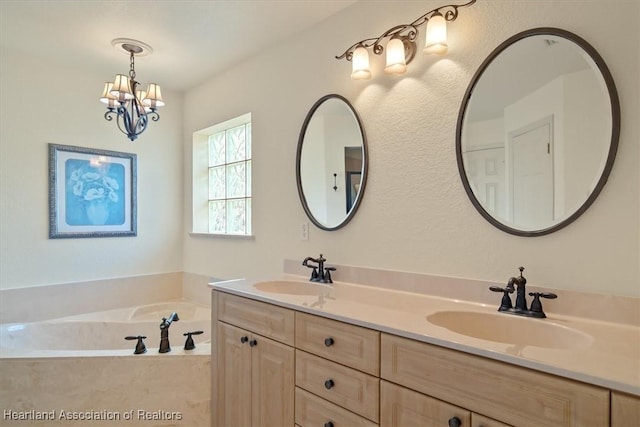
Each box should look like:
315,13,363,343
295,312,381,426
215,293,295,427
380,333,609,427
213,292,629,427
611,392,640,426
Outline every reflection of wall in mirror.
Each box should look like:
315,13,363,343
301,115,329,223
505,69,607,222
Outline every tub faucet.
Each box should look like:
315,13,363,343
159,312,179,353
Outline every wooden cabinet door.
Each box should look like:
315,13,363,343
612,392,640,427
381,380,471,427
217,322,252,427
251,332,295,427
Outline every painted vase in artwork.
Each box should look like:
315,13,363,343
85,199,111,225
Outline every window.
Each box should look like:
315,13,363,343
192,113,252,235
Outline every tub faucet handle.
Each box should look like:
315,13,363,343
124,335,147,354
183,330,204,350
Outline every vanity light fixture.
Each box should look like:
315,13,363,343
335,0,476,79
99,38,164,142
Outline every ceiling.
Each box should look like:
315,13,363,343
0,0,357,92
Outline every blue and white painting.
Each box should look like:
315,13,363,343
64,159,125,226
49,144,136,238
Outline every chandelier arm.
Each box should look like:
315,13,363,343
104,109,116,122
335,0,476,61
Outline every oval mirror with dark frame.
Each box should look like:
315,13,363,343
456,28,620,236
296,94,368,231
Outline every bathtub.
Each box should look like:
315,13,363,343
0,300,211,426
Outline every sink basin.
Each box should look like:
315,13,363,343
426,310,593,349
253,280,332,296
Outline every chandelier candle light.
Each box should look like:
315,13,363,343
100,38,164,141
336,0,476,79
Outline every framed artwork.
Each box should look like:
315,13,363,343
48,144,137,238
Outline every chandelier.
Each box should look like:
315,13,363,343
99,39,164,141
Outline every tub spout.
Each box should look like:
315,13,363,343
159,312,179,353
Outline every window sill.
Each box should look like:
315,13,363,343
189,232,255,240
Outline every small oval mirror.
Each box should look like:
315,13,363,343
456,28,620,236
296,94,368,230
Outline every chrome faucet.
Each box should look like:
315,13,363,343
490,267,557,318
159,312,179,353
302,254,336,283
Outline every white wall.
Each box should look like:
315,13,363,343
0,48,184,290
182,0,639,297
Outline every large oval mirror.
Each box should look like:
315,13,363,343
296,94,368,230
456,28,620,236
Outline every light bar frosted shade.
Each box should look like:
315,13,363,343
424,13,448,54
351,46,372,80
384,38,407,74
110,74,134,100
142,83,164,108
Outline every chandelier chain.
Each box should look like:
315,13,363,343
129,52,136,81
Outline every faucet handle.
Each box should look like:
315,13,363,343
183,330,204,350
529,292,558,299
528,292,558,318
489,286,514,311
324,267,336,284
125,335,147,354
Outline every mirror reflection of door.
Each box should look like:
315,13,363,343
344,146,363,212
510,118,554,229
464,147,506,219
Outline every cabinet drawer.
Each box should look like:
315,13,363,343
472,413,512,427
295,312,380,375
381,381,470,427
295,387,378,427
381,333,609,427
296,350,379,422
217,292,294,345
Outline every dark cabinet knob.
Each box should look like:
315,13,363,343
324,422,334,427
448,416,462,427
240,336,249,344
324,379,335,389
324,337,334,347
249,339,258,347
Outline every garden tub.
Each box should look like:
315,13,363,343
0,300,211,426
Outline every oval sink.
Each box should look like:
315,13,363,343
253,280,332,296
427,310,593,349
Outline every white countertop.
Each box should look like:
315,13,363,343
210,276,640,396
